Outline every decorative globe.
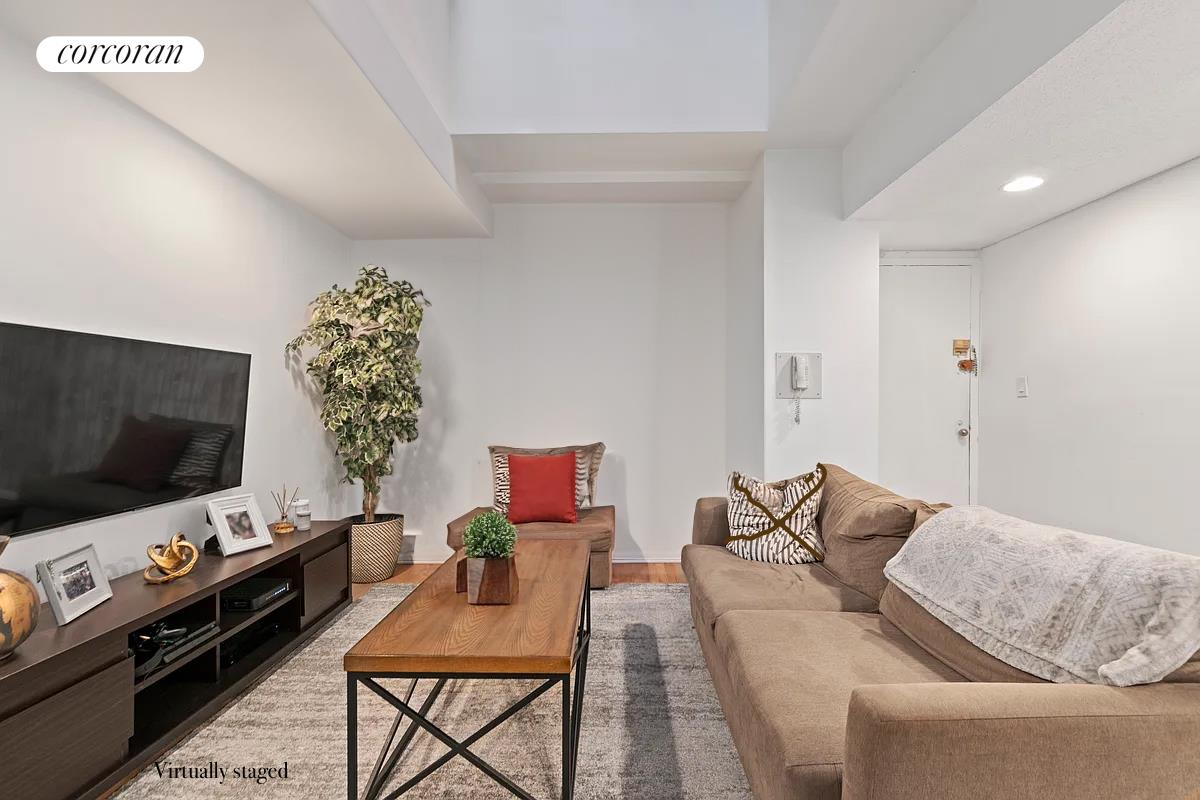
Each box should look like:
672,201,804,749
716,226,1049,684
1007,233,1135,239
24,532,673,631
0,536,40,661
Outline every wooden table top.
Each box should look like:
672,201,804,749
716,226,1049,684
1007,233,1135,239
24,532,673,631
344,539,590,676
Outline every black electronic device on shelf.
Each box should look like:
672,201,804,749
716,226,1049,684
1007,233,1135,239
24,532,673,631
220,577,292,611
132,620,221,680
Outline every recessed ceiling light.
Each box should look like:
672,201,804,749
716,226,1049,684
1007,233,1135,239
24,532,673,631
1003,175,1044,192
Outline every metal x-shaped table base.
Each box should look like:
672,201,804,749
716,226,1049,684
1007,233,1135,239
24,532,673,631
346,583,591,800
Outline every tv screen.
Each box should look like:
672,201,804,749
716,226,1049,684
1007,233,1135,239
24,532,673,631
0,323,250,536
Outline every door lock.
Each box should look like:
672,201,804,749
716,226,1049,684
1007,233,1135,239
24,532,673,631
957,427,970,438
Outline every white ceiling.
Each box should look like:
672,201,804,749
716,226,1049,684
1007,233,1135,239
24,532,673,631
768,0,975,146
456,132,763,203
473,172,750,204
856,0,1200,249
456,133,765,172
0,0,489,239
5,0,1198,246
449,0,974,202
445,0,768,135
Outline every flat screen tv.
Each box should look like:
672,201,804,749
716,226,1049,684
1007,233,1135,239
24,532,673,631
0,323,250,537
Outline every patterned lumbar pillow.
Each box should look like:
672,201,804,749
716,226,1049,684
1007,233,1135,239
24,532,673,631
725,465,827,564
489,443,604,516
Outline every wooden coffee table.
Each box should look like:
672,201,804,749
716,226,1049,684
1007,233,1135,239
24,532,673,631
344,539,592,800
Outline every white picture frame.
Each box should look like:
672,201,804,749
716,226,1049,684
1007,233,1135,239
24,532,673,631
37,543,113,625
206,493,273,556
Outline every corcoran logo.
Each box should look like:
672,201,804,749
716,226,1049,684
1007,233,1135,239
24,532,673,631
37,36,204,72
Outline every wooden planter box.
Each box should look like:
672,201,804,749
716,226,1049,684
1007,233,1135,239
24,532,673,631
456,550,468,593
465,556,518,604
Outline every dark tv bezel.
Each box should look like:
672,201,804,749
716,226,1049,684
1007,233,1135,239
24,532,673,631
0,321,252,538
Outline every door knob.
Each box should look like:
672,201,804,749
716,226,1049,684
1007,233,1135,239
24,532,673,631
957,427,970,438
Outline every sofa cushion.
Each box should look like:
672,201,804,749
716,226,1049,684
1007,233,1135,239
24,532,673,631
447,505,614,552
693,497,731,546
682,544,875,630
713,609,964,800
725,466,826,564
913,500,952,531
880,580,1200,685
880,581,1042,683
886,505,1200,686
817,463,938,601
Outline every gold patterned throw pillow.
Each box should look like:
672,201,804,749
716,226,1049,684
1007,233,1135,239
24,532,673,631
725,465,826,564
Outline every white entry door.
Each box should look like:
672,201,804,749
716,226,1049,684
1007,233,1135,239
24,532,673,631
879,263,975,505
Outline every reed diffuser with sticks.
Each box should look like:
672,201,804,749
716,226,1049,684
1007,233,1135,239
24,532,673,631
269,484,301,534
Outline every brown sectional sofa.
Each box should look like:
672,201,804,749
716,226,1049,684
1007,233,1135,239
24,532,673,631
684,464,1200,800
448,504,615,588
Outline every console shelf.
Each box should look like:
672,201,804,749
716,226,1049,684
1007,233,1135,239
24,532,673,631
132,627,222,694
0,520,351,800
216,588,301,644
130,587,301,695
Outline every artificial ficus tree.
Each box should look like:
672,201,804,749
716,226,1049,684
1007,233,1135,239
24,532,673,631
287,265,430,522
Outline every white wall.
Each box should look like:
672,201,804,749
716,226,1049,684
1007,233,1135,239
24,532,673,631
762,149,880,479
0,32,352,583
725,160,765,476
449,0,767,134
979,157,1200,554
353,203,728,563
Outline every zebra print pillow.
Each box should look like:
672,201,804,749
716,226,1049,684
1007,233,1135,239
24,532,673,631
724,465,826,564
492,452,513,515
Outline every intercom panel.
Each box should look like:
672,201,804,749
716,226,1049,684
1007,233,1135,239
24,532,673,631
774,352,822,400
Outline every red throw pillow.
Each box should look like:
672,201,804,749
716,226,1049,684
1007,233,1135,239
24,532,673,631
506,453,578,524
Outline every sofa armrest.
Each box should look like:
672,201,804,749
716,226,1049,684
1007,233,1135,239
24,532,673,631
843,682,1200,800
446,507,490,550
692,498,729,546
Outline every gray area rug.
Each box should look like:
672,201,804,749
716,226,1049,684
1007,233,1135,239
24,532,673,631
115,583,751,799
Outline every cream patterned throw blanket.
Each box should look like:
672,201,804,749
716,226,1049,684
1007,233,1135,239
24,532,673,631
884,506,1200,686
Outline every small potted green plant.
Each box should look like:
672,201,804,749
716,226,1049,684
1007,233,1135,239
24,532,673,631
461,512,519,605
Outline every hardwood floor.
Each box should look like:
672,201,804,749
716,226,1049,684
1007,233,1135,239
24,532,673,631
354,561,684,599
611,562,686,583
385,562,441,584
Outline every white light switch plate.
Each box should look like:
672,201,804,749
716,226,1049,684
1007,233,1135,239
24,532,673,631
1016,376,1029,398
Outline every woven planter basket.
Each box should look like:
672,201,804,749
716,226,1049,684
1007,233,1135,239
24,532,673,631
349,514,403,583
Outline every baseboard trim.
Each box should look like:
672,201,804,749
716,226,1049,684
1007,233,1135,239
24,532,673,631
611,556,683,564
